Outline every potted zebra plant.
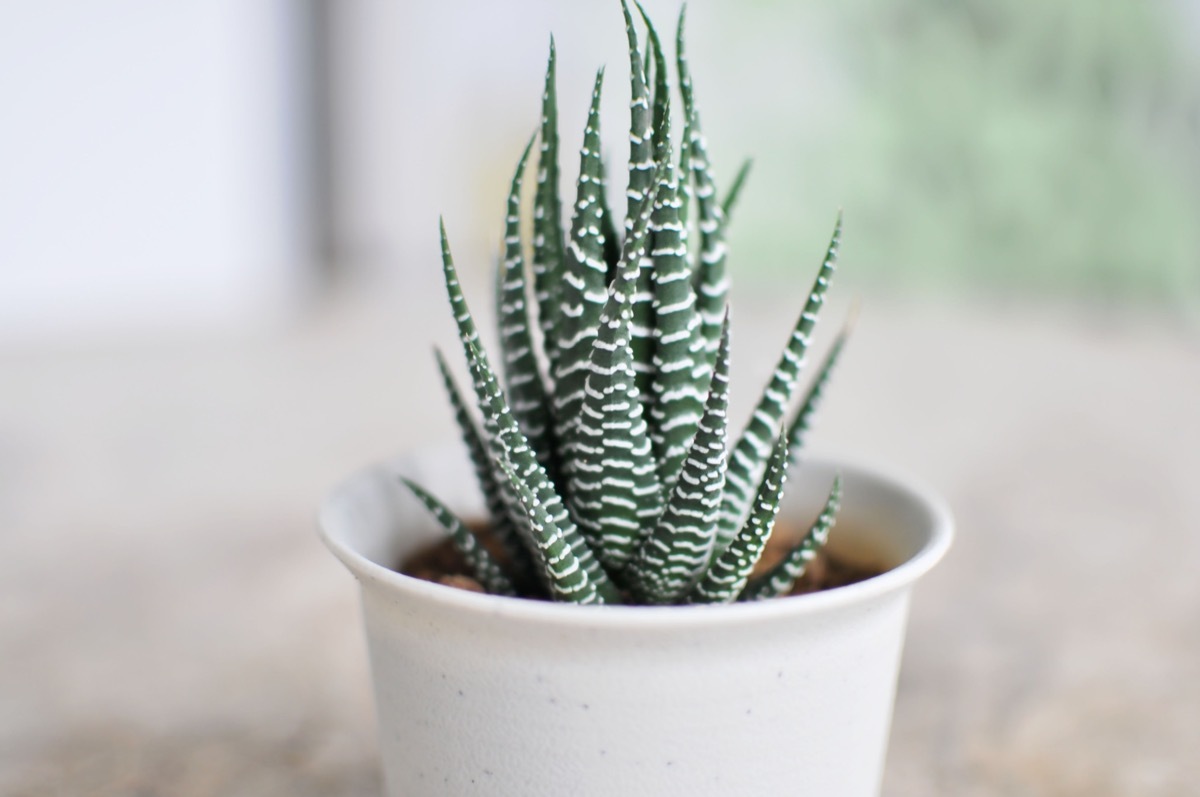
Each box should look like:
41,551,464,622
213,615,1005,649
319,4,951,795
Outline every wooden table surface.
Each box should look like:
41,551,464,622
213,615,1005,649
2,283,1197,796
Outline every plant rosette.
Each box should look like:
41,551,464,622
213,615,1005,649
320,4,952,795
320,447,951,796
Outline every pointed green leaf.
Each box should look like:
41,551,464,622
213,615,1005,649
401,478,518,598
620,0,654,230
591,150,667,417
533,39,566,382
440,220,620,603
717,213,841,553
568,234,663,573
721,158,752,221
633,5,707,494
677,102,695,250
739,476,841,602
496,135,558,482
646,157,706,493
626,319,731,604
652,193,705,492
621,1,659,402
676,6,730,373
636,1,672,171
552,68,611,483
689,433,790,604
616,156,668,291
491,450,609,604
668,5,696,239
597,158,622,282
563,68,609,303
785,307,854,465
434,348,537,590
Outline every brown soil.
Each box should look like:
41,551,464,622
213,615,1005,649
402,517,885,600
753,517,885,595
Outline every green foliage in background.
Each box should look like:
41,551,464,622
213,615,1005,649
726,0,1200,300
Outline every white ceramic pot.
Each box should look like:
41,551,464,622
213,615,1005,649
319,447,952,797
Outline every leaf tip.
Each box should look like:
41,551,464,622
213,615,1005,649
843,298,862,335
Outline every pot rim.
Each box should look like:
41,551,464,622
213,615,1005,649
319,451,953,630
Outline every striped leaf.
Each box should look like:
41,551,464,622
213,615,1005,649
785,307,855,465
496,135,558,481
567,153,667,573
615,157,668,308
597,158,622,283
626,319,731,604
552,68,611,484
739,476,841,602
568,227,663,573
633,3,708,493
439,220,620,604
401,478,518,598
491,451,609,604
532,39,566,383
671,12,695,251
676,6,731,377
636,1,672,174
620,0,658,402
433,348,536,590
646,156,706,492
716,213,841,554
676,106,695,255
689,433,790,604
621,0,654,230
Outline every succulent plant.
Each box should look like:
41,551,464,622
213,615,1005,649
403,2,850,605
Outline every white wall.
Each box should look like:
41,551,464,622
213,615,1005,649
0,1,314,343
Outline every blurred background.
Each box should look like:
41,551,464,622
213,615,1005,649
2,1,1198,795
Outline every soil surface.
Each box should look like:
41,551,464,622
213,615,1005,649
402,517,883,600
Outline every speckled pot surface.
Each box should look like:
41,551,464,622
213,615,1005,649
319,446,951,797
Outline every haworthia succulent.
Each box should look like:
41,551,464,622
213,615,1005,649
717,213,842,554
676,6,730,374
411,5,855,605
433,348,536,591
496,136,558,481
739,476,841,602
532,39,566,383
626,319,730,604
689,433,790,604
402,478,518,597
569,224,663,573
440,220,620,604
553,69,612,483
